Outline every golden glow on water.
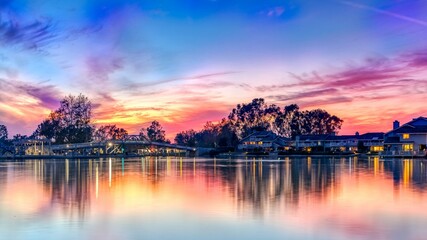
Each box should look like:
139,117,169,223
109,158,112,188
373,157,379,176
96,164,99,199
403,159,413,187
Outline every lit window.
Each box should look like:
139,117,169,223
258,141,263,145
371,146,384,152
403,134,410,139
403,144,413,151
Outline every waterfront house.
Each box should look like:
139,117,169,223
294,132,384,154
238,131,289,153
384,117,427,157
294,134,330,153
356,132,385,153
325,135,359,153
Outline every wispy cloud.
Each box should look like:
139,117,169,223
86,54,124,82
130,71,240,88
338,1,427,27
0,13,58,52
0,78,60,109
268,88,339,101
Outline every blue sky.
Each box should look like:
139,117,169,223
1,0,427,137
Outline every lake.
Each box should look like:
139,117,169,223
1,157,427,240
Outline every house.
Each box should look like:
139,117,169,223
384,117,427,156
238,131,289,153
325,135,359,153
356,132,385,153
294,134,330,153
294,132,385,154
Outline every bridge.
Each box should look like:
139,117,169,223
5,135,197,158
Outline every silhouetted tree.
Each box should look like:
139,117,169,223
94,125,128,141
274,105,343,137
144,121,169,143
174,129,197,147
217,119,239,147
195,121,221,147
300,109,343,135
35,94,94,144
226,99,343,140
274,104,300,137
0,124,7,141
228,98,281,139
13,134,28,141
181,119,239,148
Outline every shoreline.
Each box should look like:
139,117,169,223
2,153,425,160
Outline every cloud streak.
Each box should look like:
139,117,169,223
339,1,427,27
0,13,58,51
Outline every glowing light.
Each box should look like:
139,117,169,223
96,164,99,199
109,158,112,187
65,159,69,183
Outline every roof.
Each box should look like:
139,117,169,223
295,132,384,141
296,134,330,141
357,132,385,140
388,125,427,134
240,131,279,142
387,117,427,134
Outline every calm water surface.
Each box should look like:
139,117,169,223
1,157,427,240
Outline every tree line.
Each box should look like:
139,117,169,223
175,98,343,148
1,95,343,148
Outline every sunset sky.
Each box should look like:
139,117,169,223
1,0,427,138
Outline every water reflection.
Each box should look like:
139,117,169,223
1,157,427,239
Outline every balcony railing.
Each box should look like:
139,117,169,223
380,150,426,157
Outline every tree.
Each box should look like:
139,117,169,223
35,94,94,144
227,99,343,139
13,134,28,141
228,98,281,139
94,125,128,141
299,109,343,135
274,104,300,137
217,119,239,147
192,121,221,148
274,104,343,137
0,125,7,141
144,121,169,143
174,129,197,147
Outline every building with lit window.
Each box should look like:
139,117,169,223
384,117,427,157
238,131,289,153
294,132,384,154
356,132,385,153
294,134,330,153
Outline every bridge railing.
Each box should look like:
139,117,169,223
49,139,196,152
